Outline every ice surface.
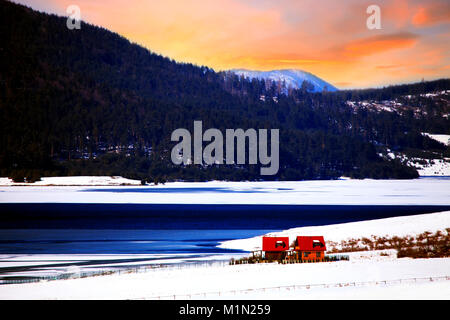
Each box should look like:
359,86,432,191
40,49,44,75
1,178,449,205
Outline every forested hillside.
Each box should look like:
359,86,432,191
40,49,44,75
1,1,449,182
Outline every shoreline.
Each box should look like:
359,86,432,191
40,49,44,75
1,176,450,187
219,210,450,251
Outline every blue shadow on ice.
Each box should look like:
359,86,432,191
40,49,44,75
80,187,294,193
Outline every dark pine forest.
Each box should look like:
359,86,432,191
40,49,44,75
1,1,449,183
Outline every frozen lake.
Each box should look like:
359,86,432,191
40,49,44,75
0,178,448,281
0,178,449,205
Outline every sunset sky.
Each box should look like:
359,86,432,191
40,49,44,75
15,0,450,89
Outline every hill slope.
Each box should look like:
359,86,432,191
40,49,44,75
1,0,449,182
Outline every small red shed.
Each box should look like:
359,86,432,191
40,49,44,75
262,236,289,260
294,236,327,262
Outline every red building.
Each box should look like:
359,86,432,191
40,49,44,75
262,236,289,260
293,236,327,262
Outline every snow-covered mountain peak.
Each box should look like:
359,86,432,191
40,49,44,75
231,68,338,93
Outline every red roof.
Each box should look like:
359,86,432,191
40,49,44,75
295,236,326,251
262,236,289,252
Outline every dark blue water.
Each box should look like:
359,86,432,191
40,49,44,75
0,229,270,254
0,204,448,254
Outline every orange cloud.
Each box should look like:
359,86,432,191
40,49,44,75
412,3,450,26
376,65,405,70
413,7,430,26
12,0,450,88
343,33,419,59
333,82,353,87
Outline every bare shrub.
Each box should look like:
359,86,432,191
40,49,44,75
326,229,449,259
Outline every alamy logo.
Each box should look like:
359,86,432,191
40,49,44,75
171,121,279,175
66,5,81,30
366,5,381,30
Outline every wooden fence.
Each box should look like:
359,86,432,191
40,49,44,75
140,275,450,300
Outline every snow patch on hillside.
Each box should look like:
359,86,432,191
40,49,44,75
422,133,450,146
384,151,450,176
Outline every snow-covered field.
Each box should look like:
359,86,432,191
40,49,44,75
0,254,238,280
0,255,448,299
0,178,449,205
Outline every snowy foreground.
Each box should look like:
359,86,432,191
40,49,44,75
1,177,449,205
0,254,448,300
1,211,449,300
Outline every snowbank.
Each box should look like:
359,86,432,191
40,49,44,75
219,211,450,252
0,176,141,186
